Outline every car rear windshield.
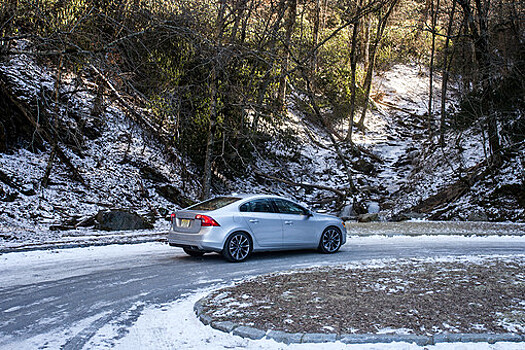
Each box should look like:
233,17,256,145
186,197,241,211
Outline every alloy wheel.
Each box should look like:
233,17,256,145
228,233,251,261
321,228,341,253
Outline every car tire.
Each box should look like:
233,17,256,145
222,232,252,262
183,247,205,257
318,226,342,254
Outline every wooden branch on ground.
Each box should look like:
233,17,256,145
375,100,422,117
253,168,345,197
309,196,339,205
355,144,383,163
411,160,489,214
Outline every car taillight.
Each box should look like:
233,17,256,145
195,214,220,226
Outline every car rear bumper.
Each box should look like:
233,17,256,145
168,228,225,252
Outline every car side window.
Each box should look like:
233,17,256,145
240,199,275,213
274,199,309,215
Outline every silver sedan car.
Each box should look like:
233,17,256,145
168,194,347,262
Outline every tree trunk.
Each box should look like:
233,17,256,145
357,0,398,130
300,70,356,195
345,1,361,143
202,0,227,199
311,0,321,90
458,0,502,166
253,0,289,130
428,0,441,137
439,0,457,146
277,0,297,110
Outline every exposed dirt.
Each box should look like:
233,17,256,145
202,257,525,336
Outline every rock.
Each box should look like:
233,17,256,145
467,211,488,222
95,210,153,231
392,212,426,221
0,184,18,202
301,333,337,343
210,321,237,333
232,326,266,340
339,204,357,220
20,184,36,196
354,158,375,174
367,201,380,213
82,117,103,140
76,215,96,227
49,225,75,231
139,164,169,183
155,184,194,207
407,149,420,160
357,213,379,222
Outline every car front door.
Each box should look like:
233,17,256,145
273,199,316,248
239,199,283,248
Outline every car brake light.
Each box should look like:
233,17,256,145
195,214,220,226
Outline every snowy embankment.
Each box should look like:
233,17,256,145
1,46,523,250
0,45,200,246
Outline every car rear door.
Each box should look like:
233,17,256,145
273,199,316,248
239,199,283,248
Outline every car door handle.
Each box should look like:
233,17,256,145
249,219,259,223
284,221,293,225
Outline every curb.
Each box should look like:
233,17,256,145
194,297,525,345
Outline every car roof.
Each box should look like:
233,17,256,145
229,193,282,200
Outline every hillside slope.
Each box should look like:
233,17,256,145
1,51,523,246
0,50,200,243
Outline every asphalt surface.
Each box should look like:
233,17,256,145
1,236,525,348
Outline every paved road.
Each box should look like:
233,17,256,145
1,236,524,348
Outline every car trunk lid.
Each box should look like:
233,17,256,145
172,211,203,233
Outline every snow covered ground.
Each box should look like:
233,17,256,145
81,291,524,350
2,236,525,349
2,237,525,349
0,48,201,244
6,290,524,350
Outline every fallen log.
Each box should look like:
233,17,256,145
253,168,346,198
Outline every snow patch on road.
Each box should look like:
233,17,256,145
0,311,111,350
0,242,174,287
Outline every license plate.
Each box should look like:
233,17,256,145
179,219,191,228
